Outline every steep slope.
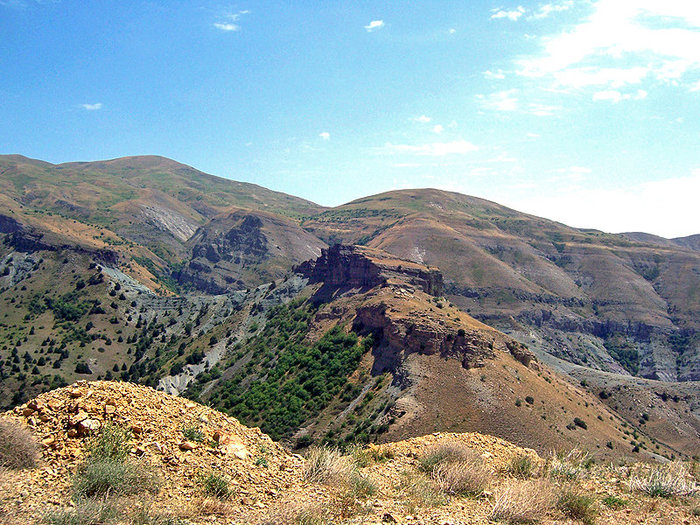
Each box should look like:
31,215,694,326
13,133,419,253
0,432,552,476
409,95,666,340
300,189,700,381
185,245,682,459
178,208,327,293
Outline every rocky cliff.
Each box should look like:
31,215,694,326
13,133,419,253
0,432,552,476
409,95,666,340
296,244,443,296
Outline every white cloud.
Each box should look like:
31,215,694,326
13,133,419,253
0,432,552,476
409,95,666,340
383,140,479,156
510,170,700,238
413,115,432,123
530,1,574,20
319,132,330,140
483,69,506,80
432,124,444,134
592,89,647,103
449,28,457,34
214,10,249,32
517,1,700,92
477,89,519,111
365,20,385,32
214,23,240,31
491,6,526,21
81,103,102,111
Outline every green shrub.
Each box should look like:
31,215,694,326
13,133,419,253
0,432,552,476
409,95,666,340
509,455,535,479
73,458,160,499
181,424,204,443
199,471,232,499
602,495,627,509
557,487,597,525
0,418,39,470
86,423,131,461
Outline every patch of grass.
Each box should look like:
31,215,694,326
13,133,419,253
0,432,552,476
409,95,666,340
85,423,131,461
397,471,447,513
557,487,598,525
602,495,627,509
199,471,232,500
432,457,493,496
509,455,535,479
418,441,474,474
629,461,698,497
0,418,39,470
261,502,327,525
180,424,204,443
72,458,160,499
490,479,554,523
303,446,354,484
43,499,122,525
548,449,592,481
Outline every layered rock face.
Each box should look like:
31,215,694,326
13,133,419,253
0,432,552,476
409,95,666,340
297,244,443,296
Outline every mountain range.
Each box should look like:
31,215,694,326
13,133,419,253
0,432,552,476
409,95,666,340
1,154,698,458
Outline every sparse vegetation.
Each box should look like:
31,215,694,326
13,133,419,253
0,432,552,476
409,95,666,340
490,479,554,523
509,455,535,479
549,449,592,481
199,471,233,500
556,487,598,525
628,461,698,497
0,418,39,470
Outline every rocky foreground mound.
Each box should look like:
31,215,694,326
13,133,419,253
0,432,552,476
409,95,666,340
2,381,699,525
1,381,304,522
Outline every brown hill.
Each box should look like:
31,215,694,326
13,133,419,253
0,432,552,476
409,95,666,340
300,188,700,382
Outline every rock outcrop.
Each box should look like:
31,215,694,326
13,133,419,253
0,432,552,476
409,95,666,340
297,244,443,296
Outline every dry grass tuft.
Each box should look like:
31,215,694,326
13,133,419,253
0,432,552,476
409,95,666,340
398,470,447,512
490,479,554,523
629,461,699,498
556,486,598,525
195,497,236,517
418,441,475,473
260,501,328,525
418,440,493,496
0,418,40,470
548,449,592,481
303,447,354,484
432,457,493,496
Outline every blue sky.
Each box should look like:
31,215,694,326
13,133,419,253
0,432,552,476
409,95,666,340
1,1,699,237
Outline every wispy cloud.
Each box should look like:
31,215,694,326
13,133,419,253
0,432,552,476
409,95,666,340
365,20,385,32
483,69,506,80
382,140,478,156
530,1,574,20
432,124,444,134
319,132,330,140
80,103,103,111
592,89,647,103
491,6,525,21
476,89,519,111
214,10,249,32
412,115,431,123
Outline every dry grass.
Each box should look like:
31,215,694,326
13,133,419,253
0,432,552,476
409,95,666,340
629,461,699,498
303,447,354,484
194,497,236,517
418,440,493,496
0,418,40,470
418,441,475,473
432,457,493,496
556,486,598,525
260,501,327,525
398,470,447,512
490,479,554,523
548,449,592,481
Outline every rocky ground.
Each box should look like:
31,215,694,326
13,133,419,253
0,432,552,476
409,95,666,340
1,381,699,524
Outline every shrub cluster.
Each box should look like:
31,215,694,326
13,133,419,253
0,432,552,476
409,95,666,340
0,418,39,470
